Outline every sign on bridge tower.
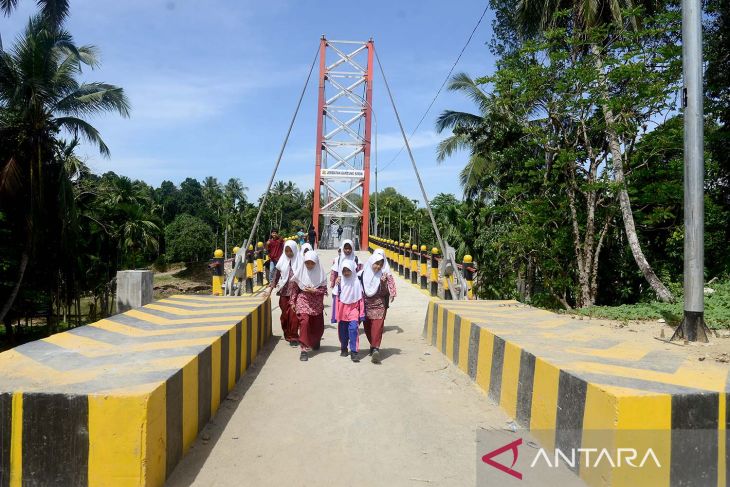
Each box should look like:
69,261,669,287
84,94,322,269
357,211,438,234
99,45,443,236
312,36,374,249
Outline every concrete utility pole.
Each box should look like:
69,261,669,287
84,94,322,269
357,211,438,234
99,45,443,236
678,0,709,342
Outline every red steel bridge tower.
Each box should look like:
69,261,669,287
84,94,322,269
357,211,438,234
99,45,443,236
312,36,374,249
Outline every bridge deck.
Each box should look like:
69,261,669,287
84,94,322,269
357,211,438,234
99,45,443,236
165,250,511,487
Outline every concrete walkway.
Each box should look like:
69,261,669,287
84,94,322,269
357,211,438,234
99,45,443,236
166,250,510,487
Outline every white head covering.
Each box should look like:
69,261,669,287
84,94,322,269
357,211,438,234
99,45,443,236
300,243,313,256
373,249,391,275
359,253,386,297
275,240,301,286
293,250,327,288
338,260,363,304
331,239,356,273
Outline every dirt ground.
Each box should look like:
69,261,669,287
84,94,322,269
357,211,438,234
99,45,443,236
165,250,512,487
153,262,212,297
566,313,730,364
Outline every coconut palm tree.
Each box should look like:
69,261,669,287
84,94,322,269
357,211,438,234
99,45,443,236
0,15,129,323
511,0,674,302
1,0,69,27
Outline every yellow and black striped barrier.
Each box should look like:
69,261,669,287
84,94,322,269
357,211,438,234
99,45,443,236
211,249,224,296
255,242,264,286
410,245,418,285
404,243,412,280
419,245,428,289
245,245,254,294
430,248,439,297
423,299,729,487
0,295,271,487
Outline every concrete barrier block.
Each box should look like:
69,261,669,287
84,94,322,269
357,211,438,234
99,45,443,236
0,295,272,487
116,270,154,313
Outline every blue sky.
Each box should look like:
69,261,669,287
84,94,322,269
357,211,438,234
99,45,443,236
0,0,496,201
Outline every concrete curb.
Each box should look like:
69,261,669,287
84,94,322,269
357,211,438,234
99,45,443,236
0,295,272,487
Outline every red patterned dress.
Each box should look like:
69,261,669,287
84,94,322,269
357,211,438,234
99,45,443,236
364,274,397,348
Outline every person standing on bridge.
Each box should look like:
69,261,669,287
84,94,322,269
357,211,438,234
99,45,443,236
336,260,365,362
264,240,301,346
300,242,313,257
360,251,396,364
329,239,360,324
291,250,327,362
266,229,284,284
307,225,316,248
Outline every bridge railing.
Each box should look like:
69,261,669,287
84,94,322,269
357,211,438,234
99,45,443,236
367,235,477,300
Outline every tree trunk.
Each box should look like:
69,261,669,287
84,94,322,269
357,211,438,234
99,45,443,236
0,251,29,324
591,44,674,303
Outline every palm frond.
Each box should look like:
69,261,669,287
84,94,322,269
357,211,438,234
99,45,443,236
435,110,483,133
56,116,110,156
436,133,471,162
447,72,491,113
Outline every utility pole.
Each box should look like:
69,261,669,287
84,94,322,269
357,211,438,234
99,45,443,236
676,0,709,342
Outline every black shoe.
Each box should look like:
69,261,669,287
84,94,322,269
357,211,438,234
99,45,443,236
340,349,348,357
300,351,309,362
350,352,360,363
313,342,321,351
368,347,375,356
371,348,381,364
289,340,299,347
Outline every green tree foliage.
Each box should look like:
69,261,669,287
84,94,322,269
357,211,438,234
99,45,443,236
429,0,730,312
0,12,129,331
165,214,214,263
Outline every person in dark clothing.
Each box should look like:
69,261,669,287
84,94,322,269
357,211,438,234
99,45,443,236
307,226,317,248
266,229,284,283
337,225,343,240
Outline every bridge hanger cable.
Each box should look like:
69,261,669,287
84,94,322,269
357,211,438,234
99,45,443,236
224,45,320,295
378,3,489,173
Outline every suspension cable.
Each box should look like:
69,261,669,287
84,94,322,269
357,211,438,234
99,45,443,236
225,45,319,294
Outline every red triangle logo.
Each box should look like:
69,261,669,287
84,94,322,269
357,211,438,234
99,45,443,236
481,438,523,480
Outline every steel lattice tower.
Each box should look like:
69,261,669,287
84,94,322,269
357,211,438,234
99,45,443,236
312,36,373,249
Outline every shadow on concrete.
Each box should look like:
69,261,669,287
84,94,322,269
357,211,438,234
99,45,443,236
378,347,402,361
384,325,405,334
166,333,279,487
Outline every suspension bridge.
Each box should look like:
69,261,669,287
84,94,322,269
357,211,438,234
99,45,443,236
0,37,726,487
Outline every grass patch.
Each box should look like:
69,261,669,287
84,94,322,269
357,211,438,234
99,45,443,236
576,280,730,329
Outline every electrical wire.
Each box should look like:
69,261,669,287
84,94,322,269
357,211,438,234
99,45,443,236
378,3,489,172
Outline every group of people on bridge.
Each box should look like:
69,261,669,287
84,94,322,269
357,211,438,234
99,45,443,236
262,237,397,363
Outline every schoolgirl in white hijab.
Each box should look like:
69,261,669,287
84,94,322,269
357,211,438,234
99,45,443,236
360,253,387,297
293,250,327,289
300,242,313,257
338,260,364,304
274,240,301,288
372,248,391,275
331,239,357,273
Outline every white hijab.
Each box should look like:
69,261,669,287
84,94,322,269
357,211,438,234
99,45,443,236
275,240,301,286
359,253,386,297
373,249,391,275
300,243,313,256
338,260,363,304
331,239,356,273
293,250,327,288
